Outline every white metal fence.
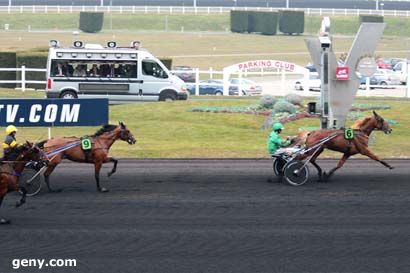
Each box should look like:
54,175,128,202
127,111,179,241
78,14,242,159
0,66,46,91
0,65,410,98
0,6,410,17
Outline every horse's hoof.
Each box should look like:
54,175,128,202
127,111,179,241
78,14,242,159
99,187,109,193
389,166,394,170
107,172,115,177
49,188,63,193
15,200,25,208
0,218,11,225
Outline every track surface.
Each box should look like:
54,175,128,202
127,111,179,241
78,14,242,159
0,159,409,273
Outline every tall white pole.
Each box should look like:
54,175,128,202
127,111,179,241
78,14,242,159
376,0,379,10
8,0,11,7
406,61,410,98
193,0,197,8
286,0,289,9
100,0,104,7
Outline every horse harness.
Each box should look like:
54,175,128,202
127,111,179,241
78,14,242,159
80,136,93,163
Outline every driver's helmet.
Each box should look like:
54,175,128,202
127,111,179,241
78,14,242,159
5,125,17,135
272,122,284,131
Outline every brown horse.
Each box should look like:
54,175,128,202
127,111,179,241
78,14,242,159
0,142,48,224
39,122,136,193
298,111,393,181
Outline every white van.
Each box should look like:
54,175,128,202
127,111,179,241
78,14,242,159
45,40,188,101
392,61,408,84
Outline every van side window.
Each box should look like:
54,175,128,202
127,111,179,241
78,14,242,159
50,60,137,78
142,60,168,79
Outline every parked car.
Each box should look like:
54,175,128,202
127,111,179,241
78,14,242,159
305,64,317,73
376,58,392,70
385,58,405,68
359,75,378,89
294,72,321,91
187,79,238,96
373,69,401,87
229,78,263,96
392,61,407,84
172,65,195,83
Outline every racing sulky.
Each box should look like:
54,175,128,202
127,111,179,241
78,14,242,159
0,142,48,224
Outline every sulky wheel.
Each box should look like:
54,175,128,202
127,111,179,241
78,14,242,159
19,168,42,197
273,158,288,176
283,161,309,186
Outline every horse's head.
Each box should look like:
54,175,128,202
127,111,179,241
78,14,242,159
118,122,136,145
18,141,49,164
372,111,392,134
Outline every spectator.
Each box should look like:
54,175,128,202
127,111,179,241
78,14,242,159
54,62,66,76
99,64,110,77
73,65,87,77
64,63,74,77
115,64,127,77
89,64,100,77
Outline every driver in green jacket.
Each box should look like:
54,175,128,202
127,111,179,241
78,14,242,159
267,122,292,155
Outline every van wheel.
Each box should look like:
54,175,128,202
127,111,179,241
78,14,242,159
60,90,77,99
215,91,223,96
159,92,177,101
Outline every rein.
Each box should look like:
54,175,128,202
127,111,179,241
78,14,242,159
43,129,121,157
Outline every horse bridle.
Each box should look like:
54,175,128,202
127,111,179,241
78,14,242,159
119,127,135,144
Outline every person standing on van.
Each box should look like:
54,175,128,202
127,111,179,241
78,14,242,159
132,41,141,50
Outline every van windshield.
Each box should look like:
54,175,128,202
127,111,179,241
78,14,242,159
50,60,138,78
142,60,168,79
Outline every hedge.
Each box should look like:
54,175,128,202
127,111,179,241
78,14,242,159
360,15,384,23
230,10,249,33
247,11,258,33
79,12,104,33
279,10,305,34
256,11,279,35
231,10,278,35
0,52,17,88
16,52,47,89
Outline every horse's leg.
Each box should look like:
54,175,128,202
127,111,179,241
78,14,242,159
95,161,108,193
323,153,350,181
308,147,325,181
0,196,10,225
357,145,394,170
15,186,27,208
107,157,118,177
10,176,27,207
0,178,11,224
44,155,63,193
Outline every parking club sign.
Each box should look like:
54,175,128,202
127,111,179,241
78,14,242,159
336,67,349,80
0,99,108,127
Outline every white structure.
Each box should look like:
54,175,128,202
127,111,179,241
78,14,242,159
222,59,309,96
